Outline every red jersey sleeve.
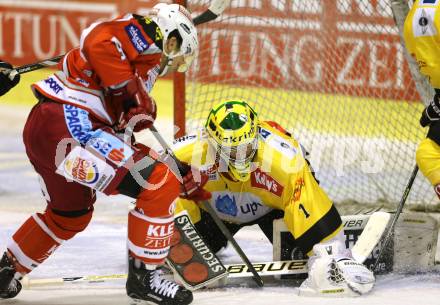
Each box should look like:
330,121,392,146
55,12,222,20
81,17,161,88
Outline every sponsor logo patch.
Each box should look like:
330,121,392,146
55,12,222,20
214,195,264,217
86,130,134,167
147,223,174,238
125,24,150,53
64,156,100,184
240,202,264,216
44,77,63,94
258,127,271,139
292,177,305,202
57,146,115,192
250,168,284,197
173,134,197,144
211,191,273,223
413,8,437,37
64,104,93,145
215,194,238,216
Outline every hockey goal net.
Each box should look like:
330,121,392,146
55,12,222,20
175,0,437,209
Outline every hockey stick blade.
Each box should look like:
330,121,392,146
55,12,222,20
351,211,391,263
22,259,307,289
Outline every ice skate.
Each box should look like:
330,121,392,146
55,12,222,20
0,252,22,299
126,258,193,305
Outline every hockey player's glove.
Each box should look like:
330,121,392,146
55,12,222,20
420,91,440,127
0,61,20,97
108,74,157,132
179,162,212,202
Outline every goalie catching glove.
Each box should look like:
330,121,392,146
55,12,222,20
107,74,157,132
298,239,375,297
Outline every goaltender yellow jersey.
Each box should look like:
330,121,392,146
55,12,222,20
174,121,342,250
404,0,440,88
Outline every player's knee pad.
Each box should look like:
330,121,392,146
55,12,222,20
136,162,179,217
7,208,93,274
127,209,174,265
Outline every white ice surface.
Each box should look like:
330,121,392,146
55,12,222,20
1,104,440,305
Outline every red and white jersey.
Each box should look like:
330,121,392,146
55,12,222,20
32,14,164,125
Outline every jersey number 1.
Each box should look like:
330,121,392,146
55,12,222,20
299,203,310,218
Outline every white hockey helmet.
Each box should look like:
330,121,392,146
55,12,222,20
152,3,198,71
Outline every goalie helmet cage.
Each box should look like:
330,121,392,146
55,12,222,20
174,0,438,209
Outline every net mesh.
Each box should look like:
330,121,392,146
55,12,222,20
183,0,437,210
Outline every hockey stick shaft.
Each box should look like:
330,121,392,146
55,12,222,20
193,0,230,25
149,125,264,287
372,165,418,271
23,259,305,288
13,0,229,75
200,201,265,287
15,55,64,75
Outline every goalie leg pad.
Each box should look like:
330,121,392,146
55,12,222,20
7,208,93,274
298,237,375,297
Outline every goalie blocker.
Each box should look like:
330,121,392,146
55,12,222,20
166,212,228,290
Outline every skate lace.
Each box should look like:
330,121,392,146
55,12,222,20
150,269,180,298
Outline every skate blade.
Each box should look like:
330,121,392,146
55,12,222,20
128,293,161,305
128,298,158,305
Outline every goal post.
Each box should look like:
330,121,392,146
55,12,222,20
174,0,188,138
174,0,438,209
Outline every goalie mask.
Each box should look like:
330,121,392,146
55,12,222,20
205,100,259,182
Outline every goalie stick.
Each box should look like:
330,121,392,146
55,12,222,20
21,211,394,290
11,0,230,76
351,211,391,264
149,125,264,287
21,259,307,289
372,165,419,271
